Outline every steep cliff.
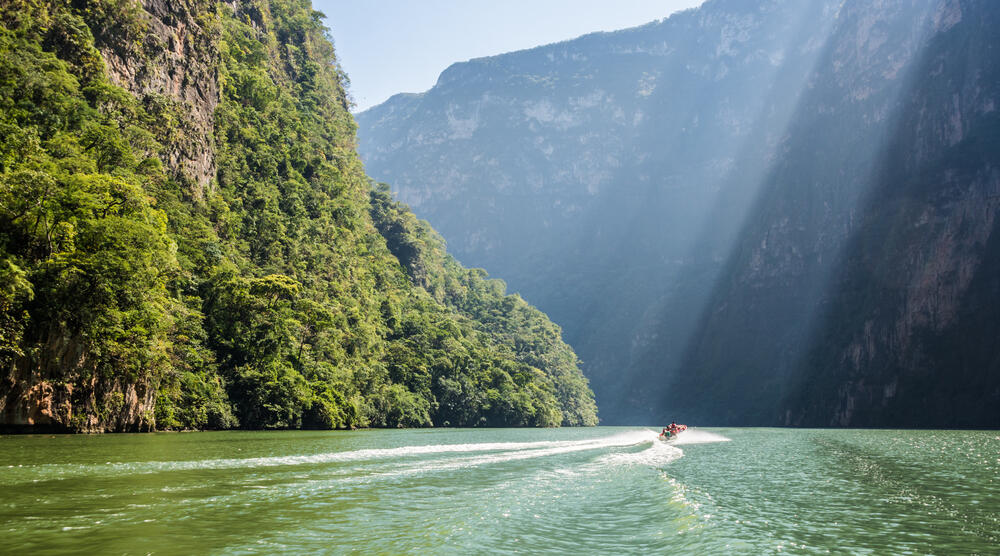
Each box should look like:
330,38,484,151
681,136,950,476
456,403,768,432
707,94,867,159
766,0,999,427
357,0,1000,426
0,0,596,431
662,0,1000,427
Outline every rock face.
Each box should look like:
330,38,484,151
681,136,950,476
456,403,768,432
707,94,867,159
357,0,1000,426
2,325,157,431
97,0,221,197
669,0,1000,427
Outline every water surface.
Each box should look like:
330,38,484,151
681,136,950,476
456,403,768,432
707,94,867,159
2,427,997,554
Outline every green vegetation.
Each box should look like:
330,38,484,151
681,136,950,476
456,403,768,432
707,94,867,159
0,0,596,431
370,184,597,426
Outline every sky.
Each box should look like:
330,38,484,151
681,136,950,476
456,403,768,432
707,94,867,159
313,0,707,112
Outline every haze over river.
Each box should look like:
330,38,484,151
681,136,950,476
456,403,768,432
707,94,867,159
2,427,998,554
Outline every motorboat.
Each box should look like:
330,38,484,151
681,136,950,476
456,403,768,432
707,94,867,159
658,424,687,441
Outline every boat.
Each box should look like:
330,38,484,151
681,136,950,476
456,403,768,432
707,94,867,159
658,424,687,441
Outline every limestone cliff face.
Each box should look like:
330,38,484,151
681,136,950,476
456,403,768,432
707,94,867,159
358,0,1000,426
667,0,1000,427
96,0,220,197
784,0,1000,426
2,341,154,433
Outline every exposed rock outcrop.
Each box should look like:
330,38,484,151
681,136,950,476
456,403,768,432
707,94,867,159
97,0,220,198
2,334,154,432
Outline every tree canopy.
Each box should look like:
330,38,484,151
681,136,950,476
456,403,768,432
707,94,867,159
0,0,597,431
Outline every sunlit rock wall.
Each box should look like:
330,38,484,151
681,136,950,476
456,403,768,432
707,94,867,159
357,0,1000,426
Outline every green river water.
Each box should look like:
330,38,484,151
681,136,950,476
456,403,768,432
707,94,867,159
1,427,998,554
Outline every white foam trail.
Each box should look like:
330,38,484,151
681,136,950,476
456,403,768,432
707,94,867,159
597,440,683,467
10,432,658,482
670,428,731,445
593,429,684,467
154,438,581,471
380,430,658,476
99,432,661,514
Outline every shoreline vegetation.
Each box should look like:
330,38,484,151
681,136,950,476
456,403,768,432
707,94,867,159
0,0,597,433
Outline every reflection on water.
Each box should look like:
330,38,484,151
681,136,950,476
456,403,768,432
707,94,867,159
1,427,997,554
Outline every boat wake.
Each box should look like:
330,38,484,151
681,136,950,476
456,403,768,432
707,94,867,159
382,430,669,477
671,428,731,445
594,429,681,467
6,429,698,484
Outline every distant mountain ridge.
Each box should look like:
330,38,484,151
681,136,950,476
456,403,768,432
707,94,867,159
357,0,1000,426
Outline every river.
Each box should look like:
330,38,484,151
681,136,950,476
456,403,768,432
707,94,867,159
2,427,997,554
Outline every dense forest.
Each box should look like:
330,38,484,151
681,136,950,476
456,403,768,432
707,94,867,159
0,0,597,432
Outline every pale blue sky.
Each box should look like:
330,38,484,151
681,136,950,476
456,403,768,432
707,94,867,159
313,1,707,112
